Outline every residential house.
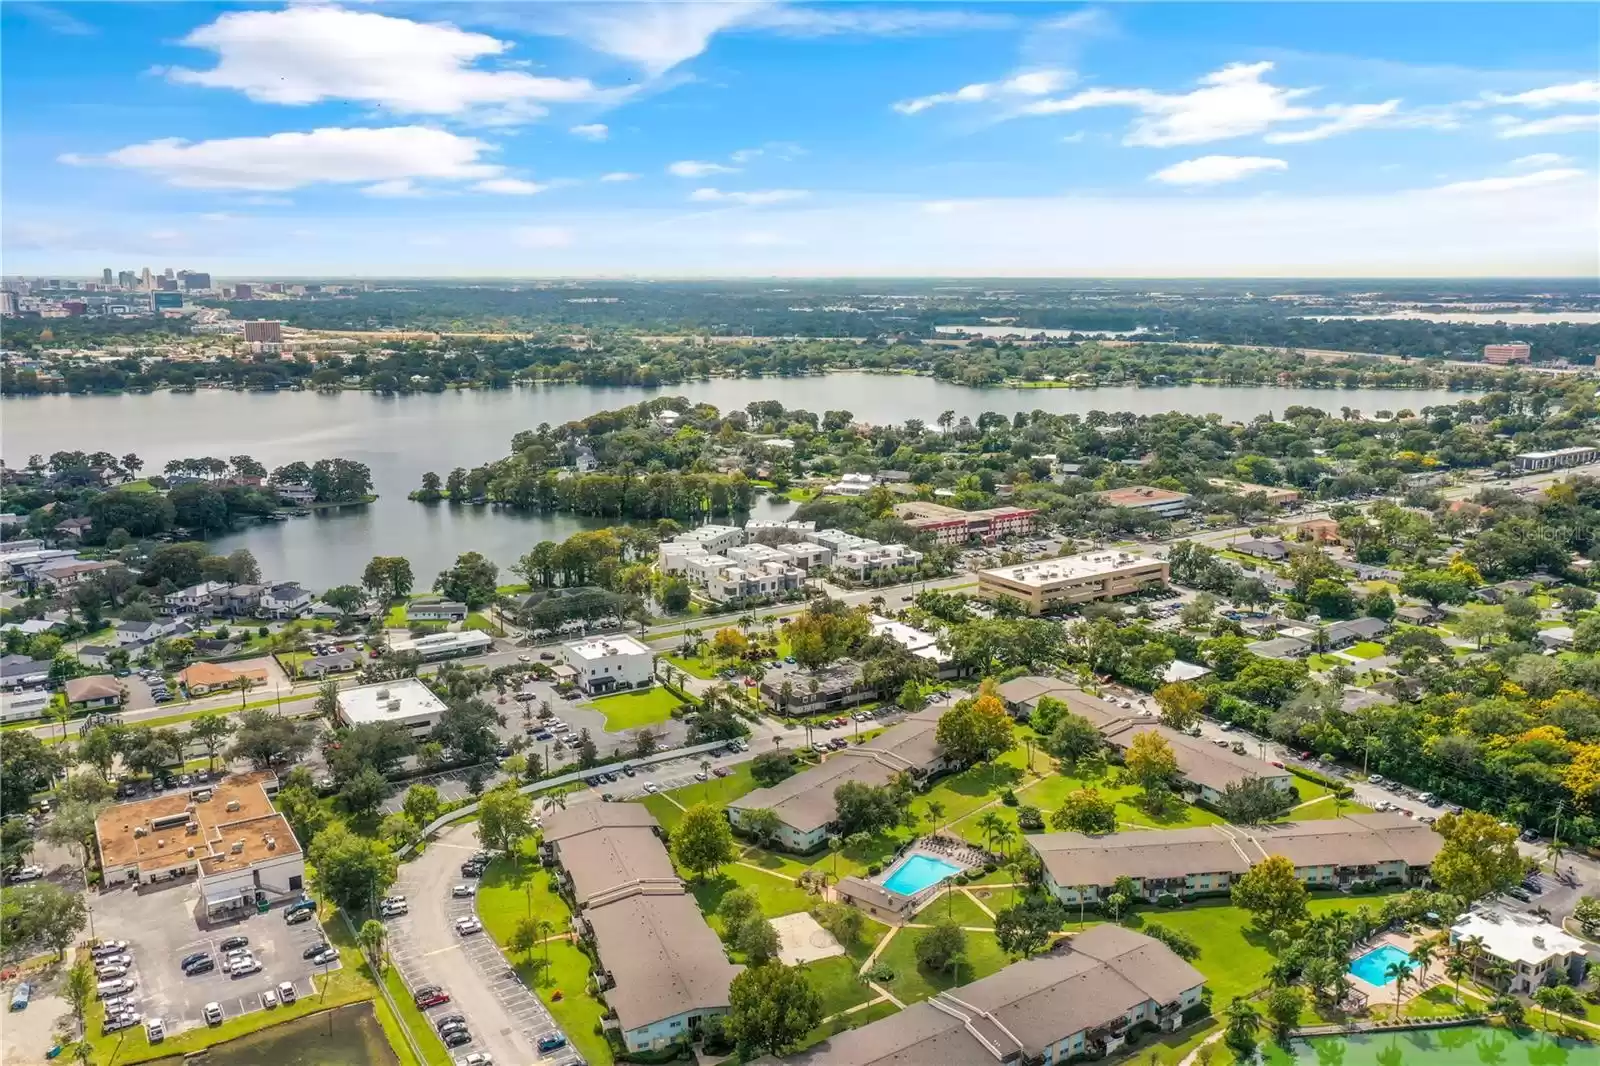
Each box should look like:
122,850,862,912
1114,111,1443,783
164,581,234,616
272,482,317,505
32,559,121,590
727,705,956,852
1246,636,1313,660
300,651,359,678
406,601,468,624
1537,627,1575,651
115,619,167,647
1231,537,1290,562
65,674,124,709
788,925,1206,1065
1394,605,1441,626
1323,616,1391,650
54,517,92,539
0,618,63,638
1450,906,1588,994
176,662,267,695
260,584,312,618
225,585,265,615
0,654,53,689
1101,722,1294,805
78,645,114,669
1295,518,1342,544
540,804,740,1053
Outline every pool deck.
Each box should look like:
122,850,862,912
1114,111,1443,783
1347,931,1436,1005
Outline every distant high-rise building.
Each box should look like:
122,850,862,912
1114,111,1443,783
243,320,283,344
46,279,61,290
234,283,254,300
140,267,152,291
158,277,178,291
0,292,15,316
182,272,212,291
163,268,175,279
102,268,113,285
117,270,136,289
1483,342,1531,365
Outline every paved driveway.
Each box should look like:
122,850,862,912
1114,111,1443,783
387,822,558,1065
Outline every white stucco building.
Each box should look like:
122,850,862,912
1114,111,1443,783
563,634,654,694
336,678,449,738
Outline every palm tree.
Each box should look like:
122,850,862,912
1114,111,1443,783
1547,839,1566,873
1445,953,1471,1006
358,919,388,973
1223,997,1262,1056
700,758,712,783
925,799,945,830
975,811,1006,854
1482,958,1515,993
1410,940,1436,986
990,822,1017,858
535,918,554,968
1385,959,1414,1018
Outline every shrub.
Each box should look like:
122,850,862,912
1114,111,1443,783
1141,921,1200,960
982,861,997,874
1156,892,1180,908
866,962,895,982
1017,805,1044,831
953,873,970,886
867,862,882,877
1001,789,1019,807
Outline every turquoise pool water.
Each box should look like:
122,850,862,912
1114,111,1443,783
1349,943,1414,985
881,854,962,896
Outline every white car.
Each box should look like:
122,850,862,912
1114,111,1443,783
642,782,658,794
96,964,131,980
7,864,44,883
451,884,475,898
146,1018,166,1043
455,916,483,936
229,957,262,978
203,1002,223,1025
455,1053,494,1066
279,981,298,1004
262,988,279,1009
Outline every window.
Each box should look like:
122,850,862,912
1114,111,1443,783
289,874,303,891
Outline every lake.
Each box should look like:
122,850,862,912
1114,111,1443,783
1,375,1477,589
1267,1025,1600,1065
1302,311,1600,325
151,1004,399,1066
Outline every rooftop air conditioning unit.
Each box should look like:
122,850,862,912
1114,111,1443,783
133,826,147,838
186,847,195,858
226,799,241,812
266,836,276,850
1533,935,1545,948
186,822,199,834
376,688,390,700
231,840,245,854
387,699,402,712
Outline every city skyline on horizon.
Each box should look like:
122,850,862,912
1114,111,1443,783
3,2,1597,277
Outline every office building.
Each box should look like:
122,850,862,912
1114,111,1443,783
1514,445,1598,472
117,270,136,289
140,267,152,291
101,268,113,285
892,501,1038,545
0,292,14,316
95,771,304,922
234,283,254,300
1096,486,1193,518
976,552,1168,615
336,678,448,737
243,319,283,344
388,630,493,661
1483,342,1532,365
562,634,653,694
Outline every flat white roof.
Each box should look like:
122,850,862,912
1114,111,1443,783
1517,446,1597,459
389,630,493,654
1163,660,1212,683
1453,907,1585,967
565,634,652,661
337,678,447,727
981,551,1161,588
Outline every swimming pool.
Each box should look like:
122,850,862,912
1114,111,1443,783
881,854,962,896
1348,944,1414,986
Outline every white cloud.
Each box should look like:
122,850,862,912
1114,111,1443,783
474,178,549,195
61,126,502,191
668,159,739,177
894,68,1070,115
362,179,427,198
744,6,1016,37
199,212,237,222
167,5,611,120
599,171,639,182
1264,100,1400,143
689,187,809,204
1152,155,1287,186
1494,113,1600,138
1021,61,1399,147
1486,80,1600,107
1435,167,1586,194
921,201,962,214
514,225,574,248
570,123,609,141
1511,153,1569,169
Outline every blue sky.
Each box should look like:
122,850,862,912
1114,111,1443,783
3,2,1597,276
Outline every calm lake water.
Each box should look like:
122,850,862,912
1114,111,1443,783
2,375,1476,589
152,1004,399,1066
1268,1026,1600,1065
1304,311,1600,325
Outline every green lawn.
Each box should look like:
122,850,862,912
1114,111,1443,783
465,612,505,636
383,602,408,628
640,792,687,830
1346,641,1386,659
664,653,719,680
795,999,901,1051
949,766,1219,849
1306,653,1347,671
875,925,1013,1004
634,763,758,830
801,955,878,1017
913,888,994,929
1288,794,1375,821
589,686,685,731
476,844,573,943
689,864,816,933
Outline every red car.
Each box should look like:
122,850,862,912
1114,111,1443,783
413,988,450,1009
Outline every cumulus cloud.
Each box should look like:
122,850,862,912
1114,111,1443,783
1494,113,1600,138
599,171,639,182
1020,61,1399,147
362,179,427,198
166,5,612,121
61,126,503,191
894,69,1071,115
1435,167,1586,194
1486,79,1600,107
1511,153,1570,169
689,187,809,204
668,159,739,177
474,178,548,195
1151,155,1287,186
570,123,609,141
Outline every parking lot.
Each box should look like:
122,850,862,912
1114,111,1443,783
91,881,338,1038
384,823,558,1064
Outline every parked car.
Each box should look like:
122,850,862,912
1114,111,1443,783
103,1012,141,1034
310,947,339,966
415,987,450,1008
203,1002,224,1026
7,864,44,883
262,988,279,1009
455,917,483,936
302,941,329,960
537,1032,569,1053
435,1014,466,1031
278,981,298,1004
146,1018,166,1043
219,935,249,952
10,982,32,1011
452,884,475,898
185,957,216,976
444,1030,473,1048
90,941,130,959
642,782,658,794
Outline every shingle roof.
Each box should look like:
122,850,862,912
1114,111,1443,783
1032,827,1252,887
584,892,742,1035
1244,812,1443,869
1101,723,1288,794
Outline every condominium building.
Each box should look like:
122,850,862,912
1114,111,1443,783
892,501,1038,545
835,543,924,578
1451,906,1586,994
1096,486,1193,518
976,552,1168,615
1514,445,1598,472
1483,342,1531,365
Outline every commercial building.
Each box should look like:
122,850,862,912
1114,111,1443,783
892,501,1038,545
388,629,493,661
65,675,124,709
1451,906,1587,994
976,552,1168,615
1032,813,1440,906
243,320,282,344
405,601,468,623
1514,445,1598,472
95,771,305,922
1483,342,1532,365
1096,486,1193,518
540,805,740,1052
727,705,955,852
1207,479,1301,506
336,678,448,737
0,690,51,724
789,925,1205,1065
175,662,267,695
563,634,653,694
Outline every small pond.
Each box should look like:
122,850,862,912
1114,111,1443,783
151,1003,399,1066
1268,1025,1600,1064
